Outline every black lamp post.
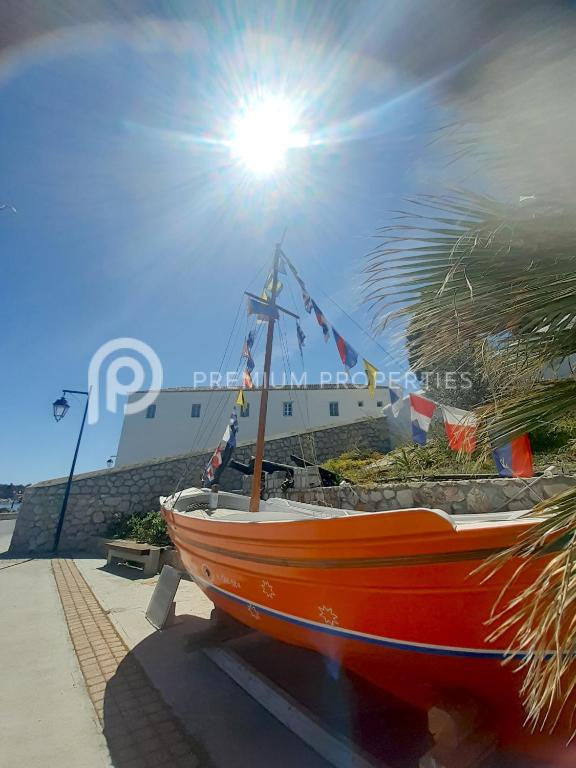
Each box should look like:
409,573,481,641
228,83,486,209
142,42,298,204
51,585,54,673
52,389,90,552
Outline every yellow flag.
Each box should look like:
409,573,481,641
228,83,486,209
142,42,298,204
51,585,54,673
236,390,245,407
363,358,378,398
262,273,283,300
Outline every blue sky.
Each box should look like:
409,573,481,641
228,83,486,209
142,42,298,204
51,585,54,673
0,6,446,484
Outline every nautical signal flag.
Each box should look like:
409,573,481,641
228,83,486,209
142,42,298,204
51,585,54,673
441,405,477,453
283,250,304,287
242,369,254,389
311,299,330,342
409,393,436,445
236,390,245,407
277,249,288,274
204,445,223,484
332,328,358,370
282,250,313,313
203,407,239,486
363,358,378,397
389,387,403,418
222,407,239,449
242,331,255,357
246,296,279,321
296,322,306,359
262,273,283,300
492,435,533,478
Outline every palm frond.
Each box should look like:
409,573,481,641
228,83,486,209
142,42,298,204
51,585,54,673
365,192,576,370
478,487,576,732
481,381,576,448
366,189,576,733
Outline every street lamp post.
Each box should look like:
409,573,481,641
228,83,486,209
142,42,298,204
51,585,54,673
52,388,90,553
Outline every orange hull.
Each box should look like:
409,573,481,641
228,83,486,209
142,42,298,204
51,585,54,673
163,500,572,757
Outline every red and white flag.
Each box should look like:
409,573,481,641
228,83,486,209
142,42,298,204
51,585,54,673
441,405,477,453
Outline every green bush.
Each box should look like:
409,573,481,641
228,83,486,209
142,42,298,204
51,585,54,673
106,510,171,547
322,440,495,485
322,449,387,484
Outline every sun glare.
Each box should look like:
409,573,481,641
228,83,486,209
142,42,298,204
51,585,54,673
230,96,308,177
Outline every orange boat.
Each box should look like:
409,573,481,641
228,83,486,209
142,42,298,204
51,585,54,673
162,245,573,759
162,488,570,756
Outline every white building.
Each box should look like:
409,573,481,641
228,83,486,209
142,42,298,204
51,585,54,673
116,385,409,466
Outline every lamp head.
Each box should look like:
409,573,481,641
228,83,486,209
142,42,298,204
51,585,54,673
52,396,70,422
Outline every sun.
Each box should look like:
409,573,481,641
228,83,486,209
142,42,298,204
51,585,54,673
229,96,308,177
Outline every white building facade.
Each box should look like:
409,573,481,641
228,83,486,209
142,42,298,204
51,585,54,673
116,385,408,466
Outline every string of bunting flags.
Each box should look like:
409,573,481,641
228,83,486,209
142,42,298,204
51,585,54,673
280,249,534,479
408,394,533,477
203,248,533,484
203,407,239,486
241,328,255,389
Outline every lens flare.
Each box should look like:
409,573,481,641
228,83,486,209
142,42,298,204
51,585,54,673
229,95,309,177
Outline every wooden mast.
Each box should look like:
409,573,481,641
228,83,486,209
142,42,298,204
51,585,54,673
249,244,281,513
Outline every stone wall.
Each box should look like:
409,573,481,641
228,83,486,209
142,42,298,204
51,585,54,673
10,416,390,554
286,475,576,514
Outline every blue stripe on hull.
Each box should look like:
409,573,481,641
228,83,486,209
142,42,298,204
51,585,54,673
196,577,532,661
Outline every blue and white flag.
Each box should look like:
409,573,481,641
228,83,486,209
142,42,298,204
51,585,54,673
247,296,279,320
204,407,238,486
222,407,239,449
389,386,403,418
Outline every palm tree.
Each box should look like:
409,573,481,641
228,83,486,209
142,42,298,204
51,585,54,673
365,190,576,731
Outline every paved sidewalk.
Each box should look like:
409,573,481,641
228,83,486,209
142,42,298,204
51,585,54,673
76,558,330,768
0,557,111,768
53,558,209,768
74,557,213,648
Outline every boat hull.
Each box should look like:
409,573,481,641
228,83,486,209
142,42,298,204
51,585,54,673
163,497,573,756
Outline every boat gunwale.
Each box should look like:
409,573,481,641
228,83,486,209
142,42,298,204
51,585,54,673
164,513,552,573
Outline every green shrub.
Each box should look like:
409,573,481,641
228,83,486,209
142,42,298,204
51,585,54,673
106,510,171,547
322,440,494,485
322,449,387,484
322,419,576,486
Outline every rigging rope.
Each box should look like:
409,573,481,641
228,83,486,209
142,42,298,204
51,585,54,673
277,312,327,506
170,259,269,498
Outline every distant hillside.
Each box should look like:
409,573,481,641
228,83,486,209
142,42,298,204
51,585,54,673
0,484,27,499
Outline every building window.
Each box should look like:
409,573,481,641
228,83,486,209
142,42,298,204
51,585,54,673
190,404,201,418
376,400,383,408
329,401,339,417
240,403,250,417
283,401,293,417
145,404,156,419
358,400,364,407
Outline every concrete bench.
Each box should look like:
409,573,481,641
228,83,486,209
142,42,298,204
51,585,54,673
106,539,163,578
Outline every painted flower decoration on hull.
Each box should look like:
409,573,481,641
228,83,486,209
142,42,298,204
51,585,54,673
261,580,275,599
318,606,339,626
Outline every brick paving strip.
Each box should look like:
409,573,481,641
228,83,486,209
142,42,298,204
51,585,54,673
52,558,210,768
